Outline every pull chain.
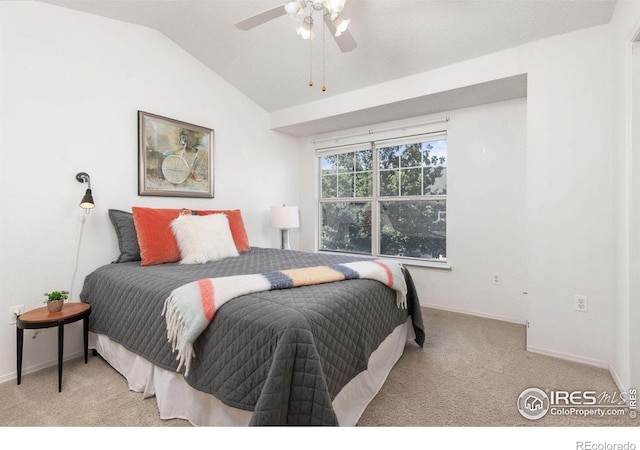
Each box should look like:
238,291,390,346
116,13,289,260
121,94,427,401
308,10,313,87
322,13,326,92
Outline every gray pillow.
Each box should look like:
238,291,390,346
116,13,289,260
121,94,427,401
108,209,141,263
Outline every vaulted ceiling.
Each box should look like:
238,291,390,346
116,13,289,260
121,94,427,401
41,0,616,116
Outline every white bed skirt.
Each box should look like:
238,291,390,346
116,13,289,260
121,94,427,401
91,317,413,426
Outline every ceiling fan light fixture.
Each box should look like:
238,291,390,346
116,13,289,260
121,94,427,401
296,19,314,39
235,0,356,90
285,1,300,16
333,17,350,36
325,0,346,14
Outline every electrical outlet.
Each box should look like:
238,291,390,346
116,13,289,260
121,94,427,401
8,305,24,325
492,273,501,285
574,295,588,312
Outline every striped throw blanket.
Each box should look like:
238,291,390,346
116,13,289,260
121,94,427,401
162,259,407,375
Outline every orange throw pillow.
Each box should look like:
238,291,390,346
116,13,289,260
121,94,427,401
195,209,251,252
132,207,191,266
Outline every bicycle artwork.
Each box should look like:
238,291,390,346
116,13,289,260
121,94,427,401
138,111,214,198
161,133,209,185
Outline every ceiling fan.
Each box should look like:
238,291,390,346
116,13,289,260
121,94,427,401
235,0,357,53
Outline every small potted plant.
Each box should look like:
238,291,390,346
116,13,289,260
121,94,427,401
44,290,69,312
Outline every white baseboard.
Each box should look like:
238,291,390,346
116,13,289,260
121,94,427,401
423,304,617,375
422,303,527,325
608,364,628,393
0,349,86,384
526,345,609,370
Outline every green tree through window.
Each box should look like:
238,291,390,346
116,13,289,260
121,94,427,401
319,136,447,261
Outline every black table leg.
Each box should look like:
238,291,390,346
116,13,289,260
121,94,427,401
16,326,23,385
83,316,89,364
58,323,63,393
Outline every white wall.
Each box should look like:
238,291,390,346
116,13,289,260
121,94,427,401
436,99,527,324
524,26,612,368
294,25,615,369
299,99,528,325
610,0,640,393
631,39,640,399
0,2,300,382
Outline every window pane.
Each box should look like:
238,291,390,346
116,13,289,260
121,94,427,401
321,155,337,175
379,146,400,169
380,169,399,196
337,173,355,198
422,140,447,194
355,171,372,197
321,174,337,198
400,168,422,196
424,167,447,195
400,143,422,167
320,202,372,254
337,153,354,172
355,149,373,171
379,200,446,260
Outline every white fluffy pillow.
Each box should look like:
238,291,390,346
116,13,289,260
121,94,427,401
170,213,239,264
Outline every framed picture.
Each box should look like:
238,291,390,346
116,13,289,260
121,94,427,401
138,111,214,198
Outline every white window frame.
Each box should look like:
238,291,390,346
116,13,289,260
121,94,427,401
316,129,450,269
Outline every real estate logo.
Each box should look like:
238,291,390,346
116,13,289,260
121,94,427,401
517,387,550,420
517,387,637,421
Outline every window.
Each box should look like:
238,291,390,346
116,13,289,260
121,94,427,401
318,132,447,263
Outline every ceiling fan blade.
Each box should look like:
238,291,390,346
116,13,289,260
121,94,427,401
235,5,286,31
323,14,357,53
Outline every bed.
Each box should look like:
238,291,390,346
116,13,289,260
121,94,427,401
79,208,425,426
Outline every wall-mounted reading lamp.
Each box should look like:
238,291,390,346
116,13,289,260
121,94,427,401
76,172,95,212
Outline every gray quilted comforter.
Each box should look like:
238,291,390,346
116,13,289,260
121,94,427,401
80,248,425,425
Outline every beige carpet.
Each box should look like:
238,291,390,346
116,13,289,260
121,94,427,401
359,307,636,427
0,307,636,429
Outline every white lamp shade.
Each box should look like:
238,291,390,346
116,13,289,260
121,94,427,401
270,206,300,229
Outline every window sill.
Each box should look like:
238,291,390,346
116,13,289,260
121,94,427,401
387,256,452,270
317,250,452,270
